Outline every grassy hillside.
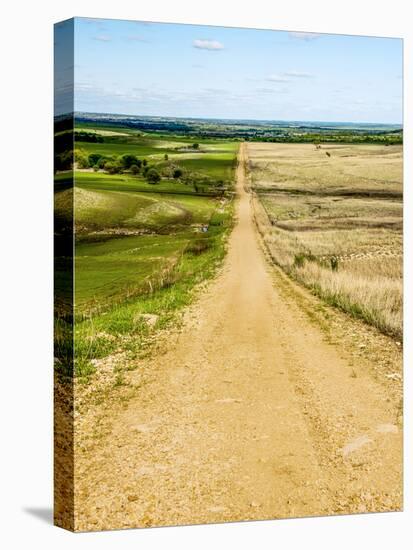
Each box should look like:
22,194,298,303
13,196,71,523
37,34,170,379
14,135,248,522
54,126,237,379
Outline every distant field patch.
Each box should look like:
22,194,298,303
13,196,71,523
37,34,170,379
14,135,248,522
248,142,402,197
87,129,130,137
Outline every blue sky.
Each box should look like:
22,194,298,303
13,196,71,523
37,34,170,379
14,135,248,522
56,17,403,123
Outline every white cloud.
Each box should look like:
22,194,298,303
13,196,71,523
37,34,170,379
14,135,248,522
284,70,314,78
255,87,288,94
266,70,314,83
267,75,290,83
193,39,224,51
93,35,111,42
289,32,321,41
203,87,228,94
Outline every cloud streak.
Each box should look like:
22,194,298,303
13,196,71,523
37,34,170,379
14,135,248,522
284,70,314,78
267,75,290,83
255,87,288,94
93,35,111,42
266,70,314,83
193,39,224,51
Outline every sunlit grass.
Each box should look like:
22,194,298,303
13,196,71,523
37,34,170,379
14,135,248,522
250,142,403,339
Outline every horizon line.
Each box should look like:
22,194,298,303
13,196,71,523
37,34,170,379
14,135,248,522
70,110,403,127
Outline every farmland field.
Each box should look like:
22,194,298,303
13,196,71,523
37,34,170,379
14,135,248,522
54,126,238,377
248,142,403,338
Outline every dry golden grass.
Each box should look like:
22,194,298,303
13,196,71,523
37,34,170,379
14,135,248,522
249,143,403,339
249,142,402,196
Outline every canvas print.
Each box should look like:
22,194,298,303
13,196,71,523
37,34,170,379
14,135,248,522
54,17,403,532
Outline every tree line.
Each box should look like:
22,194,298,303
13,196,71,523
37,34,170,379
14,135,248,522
74,150,188,185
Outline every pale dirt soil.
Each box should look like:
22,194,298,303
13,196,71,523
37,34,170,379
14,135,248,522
73,143,402,531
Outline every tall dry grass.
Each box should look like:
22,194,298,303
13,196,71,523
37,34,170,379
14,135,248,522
248,142,403,196
294,261,402,338
253,194,403,340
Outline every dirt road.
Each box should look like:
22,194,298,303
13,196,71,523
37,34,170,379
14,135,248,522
75,143,402,531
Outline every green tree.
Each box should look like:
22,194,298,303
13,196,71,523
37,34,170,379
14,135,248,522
74,149,89,169
120,154,139,169
173,168,183,179
192,143,199,150
130,164,140,175
146,168,161,184
104,161,123,174
97,157,108,169
88,153,103,166
164,153,169,161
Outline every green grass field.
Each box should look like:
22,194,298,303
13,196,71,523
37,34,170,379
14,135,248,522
172,154,236,179
56,186,217,231
54,126,237,379
73,171,223,195
75,233,190,311
76,133,238,166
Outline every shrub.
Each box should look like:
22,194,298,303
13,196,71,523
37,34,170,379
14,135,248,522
74,149,89,169
104,161,123,174
173,168,183,179
97,157,108,169
121,154,140,169
130,164,140,175
88,153,103,166
74,131,104,143
293,252,316,268
146,168,161,184
185,238,212,255
330,256,339,271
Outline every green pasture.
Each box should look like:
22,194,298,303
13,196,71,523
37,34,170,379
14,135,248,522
172,153,237,179
55,184,217,231
76,134,236,158
75,233,190,313
76,140,175,159
72,223,231,378
54,126,238,379
74,171,217,196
